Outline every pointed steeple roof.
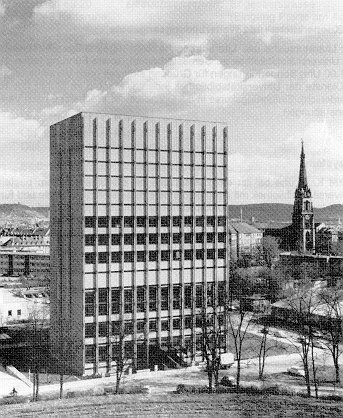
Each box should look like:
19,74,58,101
297,140,308,190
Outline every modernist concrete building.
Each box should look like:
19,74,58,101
50,112,230,376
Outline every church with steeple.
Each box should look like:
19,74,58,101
289,141,316,253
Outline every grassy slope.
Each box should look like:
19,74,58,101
2,393,342,417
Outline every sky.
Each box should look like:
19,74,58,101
0,0,342,207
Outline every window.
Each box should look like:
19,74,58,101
218,216,226,226
124,321,133,334
196,233,204,243
8,310,12,317
124,216,134,228
173,285,181,310
161,287,169,310
185,316,192,329
218,282,226,306
111,252,122,263
112,321,120,334
137,287,145,313
98,252,109,263
98,234,109,246
196,249,204,260
85,345,96,363
85,290,95,316
184,249,193,260
184,216,193,226
85,323,96,338
207,249,215,259
207,216,215,226
161,250,170,261
195,315,203,328
137,216,146,227
99,322,109,337
137,251,146,262
149,319,157,331
124,251,134,262
161,233,170,244
149,286,157,311
98,216,109,228
124,234,134,245
196,284,203,308
173,216,181,227
149,234,158,244
173,250,181,261
111,289,120,314
161,216,170,227
137,233,146,245
173,233,182,244
149,250,158,262
184,285,192,309
112,234,121,245
207,233,215,243
98,288,108,315
196,216,204,227
137,320,145,333
111,216,121,227
207,283,214,307
85,216,96,228
85,253,96,264
173,318,181,330
161,319,169,331
218,248,226,259
85,235,96,246
149,216,158,227
218,232,226,243
124,288,133,313
184,233,193,244
17,309,21,316
99,344,108,362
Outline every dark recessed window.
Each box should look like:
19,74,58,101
173,318,181,330
161,216,170,227
185,316,192,329
173,285,181,310
85,323,96,338
184,233,193,244
124,251,134,262
149,216,158,227
85,345,96,363
149,234,159,244
161,287,169,310
149,286,157,312
111,289,120,314
173,216,181,227
196,233,204,243
218,216,226,226
161,233,170,244
98,289,108,315
98,217,109,228
85,253,96,264
161,250,170,261
137,320,145,333
124,216,134,228
196,284,203,308
98,252,109,263
85,235,96,246
173,250,182,261
137,251,146,262
99,344,108,362
149,250,158,262
111,234,121,245
137,233,146,245
99,322,109,337
111,252,122,263
184,285,192,309
161,319,169,331
196,249,204,260
218,232,226,243
124,289,133,313
207,233,215,243
196,216,204,227
85,216,96,228
173,233,182,244
184,249,193,260
218,248,226,259
111,216,121,227
124,321,133,334
184,216,193,226
207,249,215,259
98,234,109,246
137,216,146,227
124,234,134,245
149,319,157,331
207,216,215,227
137,287,146,313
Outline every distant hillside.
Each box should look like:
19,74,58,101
229,203,343,224
0,204,49,226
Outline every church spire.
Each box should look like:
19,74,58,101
297,140,308,190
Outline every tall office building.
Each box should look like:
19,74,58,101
50,112,229,376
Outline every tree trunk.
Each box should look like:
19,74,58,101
35,371,39,401
334,356,340,385
236,356,241,388
310,343,319,399
207,371,213,393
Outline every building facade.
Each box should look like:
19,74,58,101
0,251,50,277
50,112,230,376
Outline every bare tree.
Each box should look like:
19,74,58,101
110,328,132,394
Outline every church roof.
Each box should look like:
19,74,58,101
298,141,308,190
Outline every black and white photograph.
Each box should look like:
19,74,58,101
0,1,342,416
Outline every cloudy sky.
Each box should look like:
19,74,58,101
0,0,342,207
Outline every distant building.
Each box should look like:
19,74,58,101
50,112,230,376
0,252,50,277
229,222,262,259
0,287,49,326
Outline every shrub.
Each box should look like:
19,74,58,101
220,376,234,387
0,396,29,406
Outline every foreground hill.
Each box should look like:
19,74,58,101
229,204,343,224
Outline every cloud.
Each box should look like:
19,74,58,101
40,104,65,116
0,64,11,79
0,111,48,206
2,0,48,23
